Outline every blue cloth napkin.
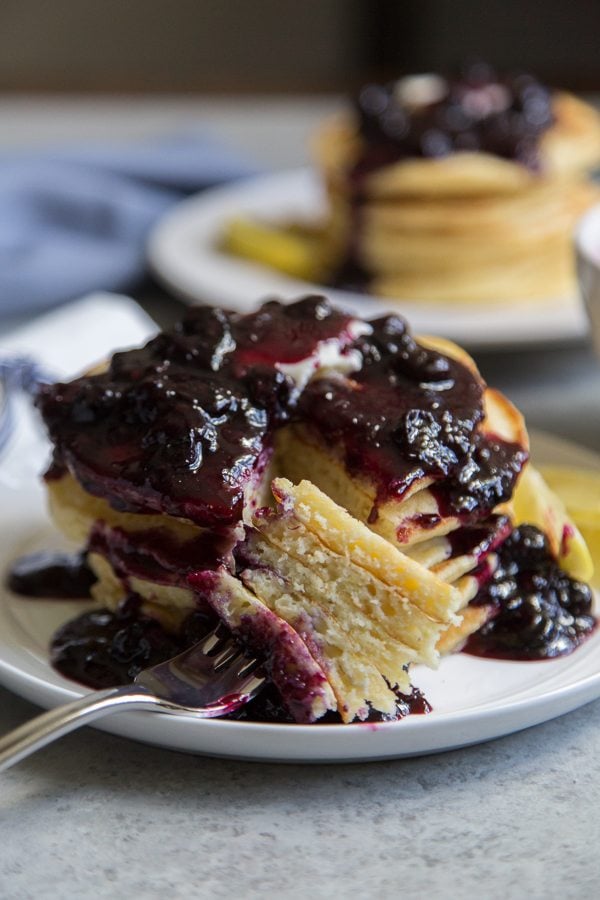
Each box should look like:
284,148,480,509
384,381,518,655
0,132,259,315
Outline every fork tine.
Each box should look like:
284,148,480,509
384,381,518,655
236,657,263,678
131,623,266,713
203,664,267,710
210,644,243,672
197,626,227,655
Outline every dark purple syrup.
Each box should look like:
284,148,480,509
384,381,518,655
301,315,527,523
233,684,430,723
446,514,512,561
464,525,596,659
50,599,193,690
7,551,95,599
38,296,527,531
37,298,356,527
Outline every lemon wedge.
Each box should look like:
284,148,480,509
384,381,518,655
538,465,600,587
538,465,600,519
512,464,594,583
221,217,325,282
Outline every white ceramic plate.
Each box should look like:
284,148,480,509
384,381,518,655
148,168,588,351
1,431,600,763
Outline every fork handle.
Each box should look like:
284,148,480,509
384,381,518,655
0,686,160,773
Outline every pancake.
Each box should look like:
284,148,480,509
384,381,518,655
32,296,594,722
313,69,600,304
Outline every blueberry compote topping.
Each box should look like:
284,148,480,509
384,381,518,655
353,63,554,184
39,296,525,528
302,314,526,522
465,525,596,659
37,297,356,527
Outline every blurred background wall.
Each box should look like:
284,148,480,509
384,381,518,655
0,0,599,93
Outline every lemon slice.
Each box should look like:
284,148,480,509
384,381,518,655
221,217,325,281
538,465,600,587
538,465,600,518
512,464,594,583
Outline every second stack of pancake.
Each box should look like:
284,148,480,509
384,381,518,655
314,67,600,304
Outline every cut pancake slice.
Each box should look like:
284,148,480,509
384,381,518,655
238,477,464,722
84,476,466,723
58,462,463,721
268,478,465,622
191,568,338,724
240,566,407,722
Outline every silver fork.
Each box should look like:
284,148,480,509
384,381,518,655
0,627,265,772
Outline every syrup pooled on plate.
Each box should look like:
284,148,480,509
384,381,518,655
7,551,95,599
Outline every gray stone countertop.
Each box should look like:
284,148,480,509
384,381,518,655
2,685,600,900
2,95,600,900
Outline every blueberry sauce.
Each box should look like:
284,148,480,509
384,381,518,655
371,686,431,721
331,66,554,291
38,297,527,530
464,525,596,659
352,64,554,186
446,514,512,561
301,314,527,522
37,298,356,527
233,684,430,724
7,551,95,599
432,436,528,523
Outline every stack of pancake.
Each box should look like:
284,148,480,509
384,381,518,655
314,68,600,304
36,297,593,723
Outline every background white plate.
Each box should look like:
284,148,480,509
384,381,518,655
1,431,600,763
148,168,588,351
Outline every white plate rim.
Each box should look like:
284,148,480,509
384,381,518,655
147,167,588,351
